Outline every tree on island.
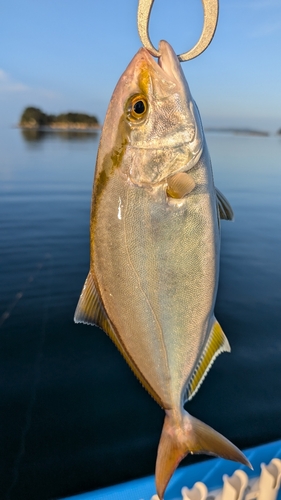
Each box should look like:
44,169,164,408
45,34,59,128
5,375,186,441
19,106,99,129
20,107,50,127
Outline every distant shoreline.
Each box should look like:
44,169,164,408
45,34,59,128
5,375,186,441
205,127,270,137
16,123,280,138
18,124,101,132
17,125,273,135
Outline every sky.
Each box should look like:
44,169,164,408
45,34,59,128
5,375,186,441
0,0,281,131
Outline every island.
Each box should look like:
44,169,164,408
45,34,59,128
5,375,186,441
19,107,100,131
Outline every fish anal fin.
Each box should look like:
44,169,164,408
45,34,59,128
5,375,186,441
155,410,252,500
186,319,230,402
216,187,234,220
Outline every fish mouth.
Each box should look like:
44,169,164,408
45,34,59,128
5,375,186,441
135,40,203,151
139,40,193,100
157,40,188,87
158,41,204,159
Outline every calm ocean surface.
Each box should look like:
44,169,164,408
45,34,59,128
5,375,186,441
1,127,281,500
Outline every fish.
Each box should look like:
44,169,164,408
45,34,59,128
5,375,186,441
74,40,251,499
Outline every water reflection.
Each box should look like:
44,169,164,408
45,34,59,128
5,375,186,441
21,128,100,143
1,128,281,499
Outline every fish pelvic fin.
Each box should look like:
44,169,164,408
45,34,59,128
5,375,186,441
74,271,112,332
74,271,129,356
155,409,252,500
74,272,164,406
185,319,230,402
216,188,234,221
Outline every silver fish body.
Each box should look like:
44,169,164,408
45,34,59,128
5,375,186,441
92,142,218,409
75,41,250,498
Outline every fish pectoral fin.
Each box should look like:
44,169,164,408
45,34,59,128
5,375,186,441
166,172,195,199
155,409,252,500
216,187,234,220
185,319,230,402
74,271,113,337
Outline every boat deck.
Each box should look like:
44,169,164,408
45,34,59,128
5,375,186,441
62,440,281,499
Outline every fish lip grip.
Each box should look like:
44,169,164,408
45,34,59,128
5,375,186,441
137,0,219,61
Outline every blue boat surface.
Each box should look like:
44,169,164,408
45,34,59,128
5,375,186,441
62,440,281,500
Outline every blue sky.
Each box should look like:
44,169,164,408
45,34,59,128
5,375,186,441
1,0,281,131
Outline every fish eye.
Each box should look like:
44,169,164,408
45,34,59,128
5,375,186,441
133,100,145,114
126,94,148,122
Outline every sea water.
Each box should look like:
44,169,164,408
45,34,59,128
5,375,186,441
0,128,281,500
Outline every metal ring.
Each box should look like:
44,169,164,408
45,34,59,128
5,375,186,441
137,0,219,61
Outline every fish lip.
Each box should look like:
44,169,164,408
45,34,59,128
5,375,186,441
157,40,183,84
137,40,185,86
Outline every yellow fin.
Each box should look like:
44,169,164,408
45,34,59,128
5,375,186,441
74,272,133,362
74,272,114,336
74,272,163,406
216,187,234,220
167,172,195,199
185,319,230,402
74,272,130,358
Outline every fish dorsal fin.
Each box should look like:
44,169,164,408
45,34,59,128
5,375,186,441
216,188,234,220
74,271,113,338
185,319,230,402
167,172,195,199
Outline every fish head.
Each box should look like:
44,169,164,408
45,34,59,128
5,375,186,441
98,40,204,187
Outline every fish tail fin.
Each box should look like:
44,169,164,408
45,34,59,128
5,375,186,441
155,409,252,499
